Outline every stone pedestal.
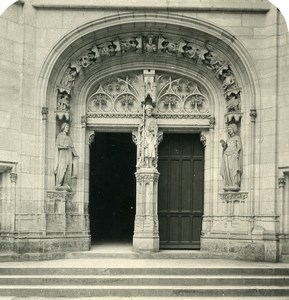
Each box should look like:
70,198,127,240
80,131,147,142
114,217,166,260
133,168,160,252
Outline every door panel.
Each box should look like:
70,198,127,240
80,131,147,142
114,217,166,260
158,134,204,249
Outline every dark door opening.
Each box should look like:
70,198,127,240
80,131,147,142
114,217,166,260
89,132,136,244
158,133,204,250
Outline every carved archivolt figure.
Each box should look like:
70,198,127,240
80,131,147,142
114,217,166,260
220,123,242,192
54,123,78,191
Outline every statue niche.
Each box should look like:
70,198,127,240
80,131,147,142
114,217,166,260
220,123,242,192
54,122,79,191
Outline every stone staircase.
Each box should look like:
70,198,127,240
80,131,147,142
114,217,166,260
0,260,289,298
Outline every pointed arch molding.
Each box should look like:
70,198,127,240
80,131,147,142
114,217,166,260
39,13,259,126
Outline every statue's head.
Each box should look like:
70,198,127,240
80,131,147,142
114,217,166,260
145,104,153,117
228,123,238,135
61,122,70,133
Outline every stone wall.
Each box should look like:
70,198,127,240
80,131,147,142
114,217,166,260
0,0,288,260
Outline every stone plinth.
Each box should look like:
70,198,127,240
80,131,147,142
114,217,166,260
133,168,159,252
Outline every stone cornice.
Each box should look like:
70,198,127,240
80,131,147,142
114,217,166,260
31,0,271,13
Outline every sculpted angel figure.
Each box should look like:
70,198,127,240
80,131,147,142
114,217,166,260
54,122,79,191
220,123,242,192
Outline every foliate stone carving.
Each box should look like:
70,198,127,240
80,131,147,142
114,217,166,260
54,123,79,191
41,107,48,120
200,134,206,147
135,173,160,183
47,190,75,202
10,172,17,183
58,34,242,118
81,115,87,128
250,109,257,122
209,117,216,128
57,91,71,111
220,123,242,192
278,177,286,188
219,192,248,202
89,133,95,146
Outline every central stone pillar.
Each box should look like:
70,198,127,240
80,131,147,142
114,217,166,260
133,168,160,252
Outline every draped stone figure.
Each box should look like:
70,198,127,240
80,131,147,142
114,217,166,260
54,122,78,191
220,123,242,192
136,104,161,169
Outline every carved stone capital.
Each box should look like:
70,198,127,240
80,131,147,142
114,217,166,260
81,115,87,128
41,107,48,120
209,117,216,129
10,172,17,183
219,191,248,202
200,134,206,147
135,172,159,183
89,133,95,146
250,109,257,122
278,177,286,188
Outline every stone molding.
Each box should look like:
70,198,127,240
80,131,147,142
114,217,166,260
219,191,248,202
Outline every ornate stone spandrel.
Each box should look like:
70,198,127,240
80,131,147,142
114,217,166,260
54,123,79,191
219,191,248,202
220,123,242,192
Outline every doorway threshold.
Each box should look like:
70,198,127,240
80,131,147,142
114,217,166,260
65,242,223,260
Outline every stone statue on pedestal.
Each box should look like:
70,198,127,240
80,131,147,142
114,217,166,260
136,104,161,169
220,123,242,192
54,122,79,191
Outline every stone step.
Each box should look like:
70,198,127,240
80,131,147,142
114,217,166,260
0,285,289,297
1,267,289,276
0,274,288,286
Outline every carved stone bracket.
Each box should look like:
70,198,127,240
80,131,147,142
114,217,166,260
219,191,248,202
55,111,72,122
250,109,257,122
10,172,17,183
200,134,206,147
41,107,48,120
278,177,286,188
89,133,95,146
225,112,243,124
47,191,75,202
135,172,160,183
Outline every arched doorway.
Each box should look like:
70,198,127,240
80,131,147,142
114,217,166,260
39,13,260,256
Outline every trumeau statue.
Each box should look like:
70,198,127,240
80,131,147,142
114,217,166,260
220,123,242,192
136,104,162,169
54,122,79,191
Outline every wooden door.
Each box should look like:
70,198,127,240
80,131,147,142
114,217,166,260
158,134,204,249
